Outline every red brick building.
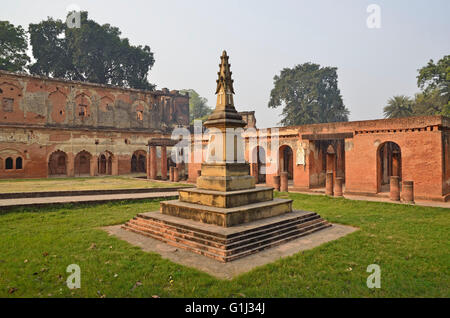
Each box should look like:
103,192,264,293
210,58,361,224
188,115,450,202
0,71,189,179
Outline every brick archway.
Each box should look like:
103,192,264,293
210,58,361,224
377,141,402,193
48,150,68,176
74,151,92,176
98,151,113,175
279,145,294,180
131,150,147,173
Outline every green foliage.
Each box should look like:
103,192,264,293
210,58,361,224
0,21,30,72
417,55,449,102
180,89,212,123
384,55,450,118
413,88,449,117
28,12,155,90
383,95,414,118
0,194,448,297
268,63,349,126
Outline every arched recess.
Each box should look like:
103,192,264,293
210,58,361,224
131,150,147,173
48,150,68,176
377,141,402,192
98,151,113,175
16,157,23,170
74,150,92,176
251,146,266,184
279,145,294,180
5,157,13,170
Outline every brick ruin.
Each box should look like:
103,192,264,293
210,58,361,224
0,70,189,179
188,115,450,202
1,70,449,202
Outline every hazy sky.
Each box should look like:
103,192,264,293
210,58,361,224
2,0,449,128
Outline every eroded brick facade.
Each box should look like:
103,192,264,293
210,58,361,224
0,71,189,179
189,115,450,202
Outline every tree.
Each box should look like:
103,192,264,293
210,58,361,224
383,95,414,118
180,89,212,123
268,63,349,126
416,55,449,116
29,12,155,90
417,55,449,103
413,89,449,117
0,21,30,72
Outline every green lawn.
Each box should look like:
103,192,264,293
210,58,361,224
0,176,189,193
0,193,448,298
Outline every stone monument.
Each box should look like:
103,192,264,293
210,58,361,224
123,51,331,262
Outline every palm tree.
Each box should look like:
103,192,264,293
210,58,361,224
383,95,414,118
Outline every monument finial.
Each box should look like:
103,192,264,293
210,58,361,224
204,50,246,128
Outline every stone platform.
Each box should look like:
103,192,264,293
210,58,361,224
122,210,331,262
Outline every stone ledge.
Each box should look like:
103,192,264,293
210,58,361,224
160,198,293,227
178,187,274,208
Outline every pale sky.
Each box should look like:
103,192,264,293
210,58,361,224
2,0,449,128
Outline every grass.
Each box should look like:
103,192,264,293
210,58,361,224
0,175,190,193
0,193,448,298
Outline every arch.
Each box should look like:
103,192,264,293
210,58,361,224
74,150,92,176
5,157,13,170
377,141,402,192
131,150,147,173
48,150,68,176
98,151,113,175
15,157,23,170
251,146,266,184
279,145,294,180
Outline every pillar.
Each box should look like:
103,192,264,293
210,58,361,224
169,167,174,181
173,167,179,182
392,152,400,177
334,177,343,197
402,181,414,204
90,155,98,177
389,176,400,201
326,171,333,196
149,145,157,180
67,153,75,177
112,156,119,176
273,175,280,191
161,146,167,180
176,163,182,180
280,172,288,192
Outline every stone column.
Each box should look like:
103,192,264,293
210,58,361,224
169,167,174,181
325,171,334,196
334,177,343,197
161,146,168,180
149,145,157,180
173,167,179,182
402,181,414,204
280,172,288,192
389,176,400,201
273,175,280,191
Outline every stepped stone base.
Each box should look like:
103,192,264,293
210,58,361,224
178,187,274,208
160,198,293,227
122,210,331,262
